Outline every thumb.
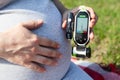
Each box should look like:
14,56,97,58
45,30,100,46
62,20,67,29
62,10,69,29
21,20,43,30
89,30,94,40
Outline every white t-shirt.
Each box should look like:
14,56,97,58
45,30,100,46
0,0,72,80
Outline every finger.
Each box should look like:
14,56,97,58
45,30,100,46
85,7,96,19
62,10,70,29
89,18,96,28
21,20,43,30
62,20,67,29
32,55,58,66
24,62,46,72
90,30,94,40
71,7,79,15
71,6,96,19
36,46,62,58
86,7,98,26
38,36,60,48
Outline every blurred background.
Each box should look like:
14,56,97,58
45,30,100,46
61,0,120,66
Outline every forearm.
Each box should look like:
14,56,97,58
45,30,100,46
52,0,68,15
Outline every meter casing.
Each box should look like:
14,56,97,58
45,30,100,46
66,9,91,58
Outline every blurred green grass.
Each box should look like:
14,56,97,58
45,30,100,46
61,0,120,65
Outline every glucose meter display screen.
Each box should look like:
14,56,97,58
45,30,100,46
75,13,89,44
77,17,88,34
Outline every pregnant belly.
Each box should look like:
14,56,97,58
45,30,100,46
0,10,71,80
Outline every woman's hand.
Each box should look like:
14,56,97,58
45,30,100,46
0,20,61,72
62,6,98,40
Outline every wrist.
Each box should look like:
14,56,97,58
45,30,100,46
52,0,68,15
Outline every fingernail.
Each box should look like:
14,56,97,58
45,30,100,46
57,45,60,48
38,68,46,73
58,54,62,58
41,69,46,73
37,19,43,23
53,62,58,66
56,43,60,48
